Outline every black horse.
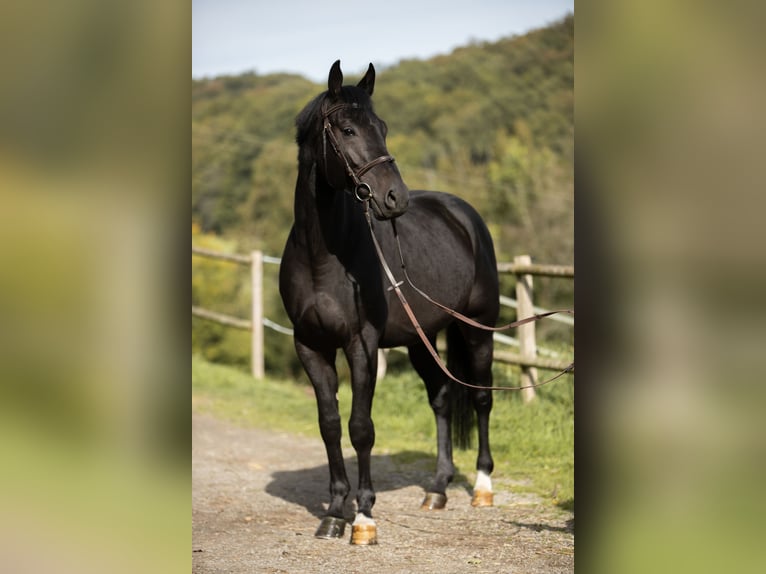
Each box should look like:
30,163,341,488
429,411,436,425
279,61,499,545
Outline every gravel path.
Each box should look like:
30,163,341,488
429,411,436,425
192,412,573,573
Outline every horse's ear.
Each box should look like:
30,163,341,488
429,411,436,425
357,63,375,96
328,60,343,98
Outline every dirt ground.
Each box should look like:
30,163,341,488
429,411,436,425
192,412,574,574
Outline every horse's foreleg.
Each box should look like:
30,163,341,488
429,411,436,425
295,341,350,538
344,336,379,545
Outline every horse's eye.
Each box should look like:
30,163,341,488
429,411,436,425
342,127,355,136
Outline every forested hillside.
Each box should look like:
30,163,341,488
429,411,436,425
192,14,573,374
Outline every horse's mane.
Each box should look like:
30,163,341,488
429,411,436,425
295,86,375,149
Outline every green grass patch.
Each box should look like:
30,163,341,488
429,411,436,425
192,355,573,506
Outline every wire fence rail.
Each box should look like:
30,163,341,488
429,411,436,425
192,248,573,401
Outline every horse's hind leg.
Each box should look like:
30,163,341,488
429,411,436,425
294,340,350,538
408,338,454,510
459,324,495,507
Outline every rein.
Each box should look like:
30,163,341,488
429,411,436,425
322,102,395,203
391,219,574,332
363,204,574,392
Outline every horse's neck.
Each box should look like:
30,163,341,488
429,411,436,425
293,162,359,264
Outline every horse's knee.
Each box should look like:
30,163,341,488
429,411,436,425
318,412,342,444
348,415,375,451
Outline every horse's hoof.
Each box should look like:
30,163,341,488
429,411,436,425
471,490,494,507
350,523,378,545
420,492,448,510
315,516,346,539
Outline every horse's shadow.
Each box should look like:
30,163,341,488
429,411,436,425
265,450,470,519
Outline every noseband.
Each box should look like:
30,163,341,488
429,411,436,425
322,102,395,203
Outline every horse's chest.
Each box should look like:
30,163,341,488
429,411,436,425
301,289,353,339
281,249,386,344
285,268,359,341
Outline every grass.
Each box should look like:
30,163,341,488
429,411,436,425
192,354,573,507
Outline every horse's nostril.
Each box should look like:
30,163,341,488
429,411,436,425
385,189,397,209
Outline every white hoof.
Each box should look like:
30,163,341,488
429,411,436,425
350,513,378,545
472,470,494,507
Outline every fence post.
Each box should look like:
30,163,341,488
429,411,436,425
251,250,264,379
376,349,388,380
515,254,537,403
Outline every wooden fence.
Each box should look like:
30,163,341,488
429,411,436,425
192,247,573,400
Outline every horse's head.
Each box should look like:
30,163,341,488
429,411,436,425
299,60,409,220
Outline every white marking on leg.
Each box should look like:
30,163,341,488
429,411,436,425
352,512,376,526
474,470,492,493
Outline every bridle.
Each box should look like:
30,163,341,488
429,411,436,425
321,102,395,204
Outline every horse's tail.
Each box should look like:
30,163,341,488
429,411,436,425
447,323,475,450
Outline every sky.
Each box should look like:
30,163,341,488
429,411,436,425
192,0,573,83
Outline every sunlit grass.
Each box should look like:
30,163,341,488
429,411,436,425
192,354,573,506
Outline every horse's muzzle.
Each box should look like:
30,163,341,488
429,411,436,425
373,185,409,220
